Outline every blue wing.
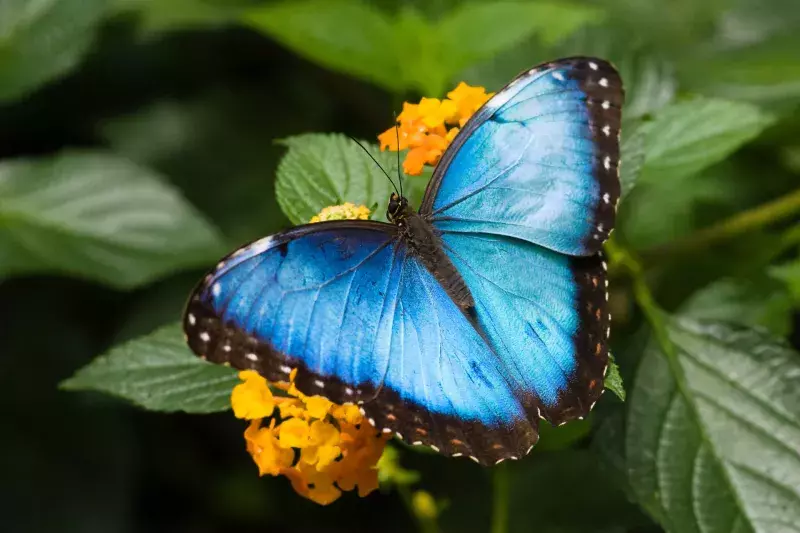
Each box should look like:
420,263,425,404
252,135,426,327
423,57,621,424
184,221,537,463
421,57,623,256
441,232,610,424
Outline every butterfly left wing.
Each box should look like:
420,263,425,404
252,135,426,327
421,57,623,257
184,221,536,464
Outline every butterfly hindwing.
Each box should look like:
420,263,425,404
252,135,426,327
441,232,610,425
422,57,623,257
184,221,536,463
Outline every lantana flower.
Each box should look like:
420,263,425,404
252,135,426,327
378,82,493,175
229,202,388,506
232,369,389,505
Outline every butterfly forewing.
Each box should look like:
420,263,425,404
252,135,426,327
184,220,537,464
422,57,623,257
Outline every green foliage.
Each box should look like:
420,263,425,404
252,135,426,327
274,134,399,224
0,0,110,101
243,1,398,91
603,355,626,402
770,258,800,302
619,98,777,250
243,0,600,95
5,0,800,532
682,276,794,336
505,451,648,533
638,98,775,184
619,122,646,198
113,0,246,34
61,323,239,413
0,151,225,288
626,318,800,532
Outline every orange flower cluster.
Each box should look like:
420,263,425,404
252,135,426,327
378,82,493,175
232,370,390,505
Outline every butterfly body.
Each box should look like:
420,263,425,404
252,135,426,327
184,57,623,464
391,196,476,313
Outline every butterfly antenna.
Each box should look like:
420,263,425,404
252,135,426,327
394,120,404,199
347,135,400,196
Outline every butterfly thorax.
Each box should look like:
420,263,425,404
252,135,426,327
389,193,475,312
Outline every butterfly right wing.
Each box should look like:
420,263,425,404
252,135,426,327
422,57,623,256
183,221,535,464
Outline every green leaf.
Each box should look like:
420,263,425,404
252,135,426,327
680,31,800,107
274,133,397,225
101,92,293,246
620,121,646,199
0,0,109,102
61,323,238,413
242,0,398,92
769,259,800,302
243,0,600,95
618,159,768,250
617,56,676,120
639,98,775,183
626,317,800,532
682,275,794,337
604,354,626,401
113,0,246,34
0,151,225,289
428,1,602,95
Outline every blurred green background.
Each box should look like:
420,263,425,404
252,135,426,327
2,0,800,532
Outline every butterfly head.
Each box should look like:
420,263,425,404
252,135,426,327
387,193,409,225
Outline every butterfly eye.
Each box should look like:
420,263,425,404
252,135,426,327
388,196,400,218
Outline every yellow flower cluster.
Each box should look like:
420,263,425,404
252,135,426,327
232,370,390,505
309,202,371,223
378,82,493,175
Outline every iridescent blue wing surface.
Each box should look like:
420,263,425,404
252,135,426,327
423,57,623,425
184,221,537,463
421,57,623,256
441,232,610,425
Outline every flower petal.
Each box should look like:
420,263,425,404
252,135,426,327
298,462,342,505
309,420,339,446
304,396,333,419
279,418,310,448
231,371,274,420
316,445,341,470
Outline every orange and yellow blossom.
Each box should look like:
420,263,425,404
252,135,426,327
378,82,493,175
232,370,390,505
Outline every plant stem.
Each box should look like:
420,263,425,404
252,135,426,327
490,463,510,533
606,241,693,408
642,187,800,261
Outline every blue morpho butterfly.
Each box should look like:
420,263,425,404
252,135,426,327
184,57,623,465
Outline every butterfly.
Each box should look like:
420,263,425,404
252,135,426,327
184,57,623,465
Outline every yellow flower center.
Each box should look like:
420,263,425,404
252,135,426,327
309,202,371,223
